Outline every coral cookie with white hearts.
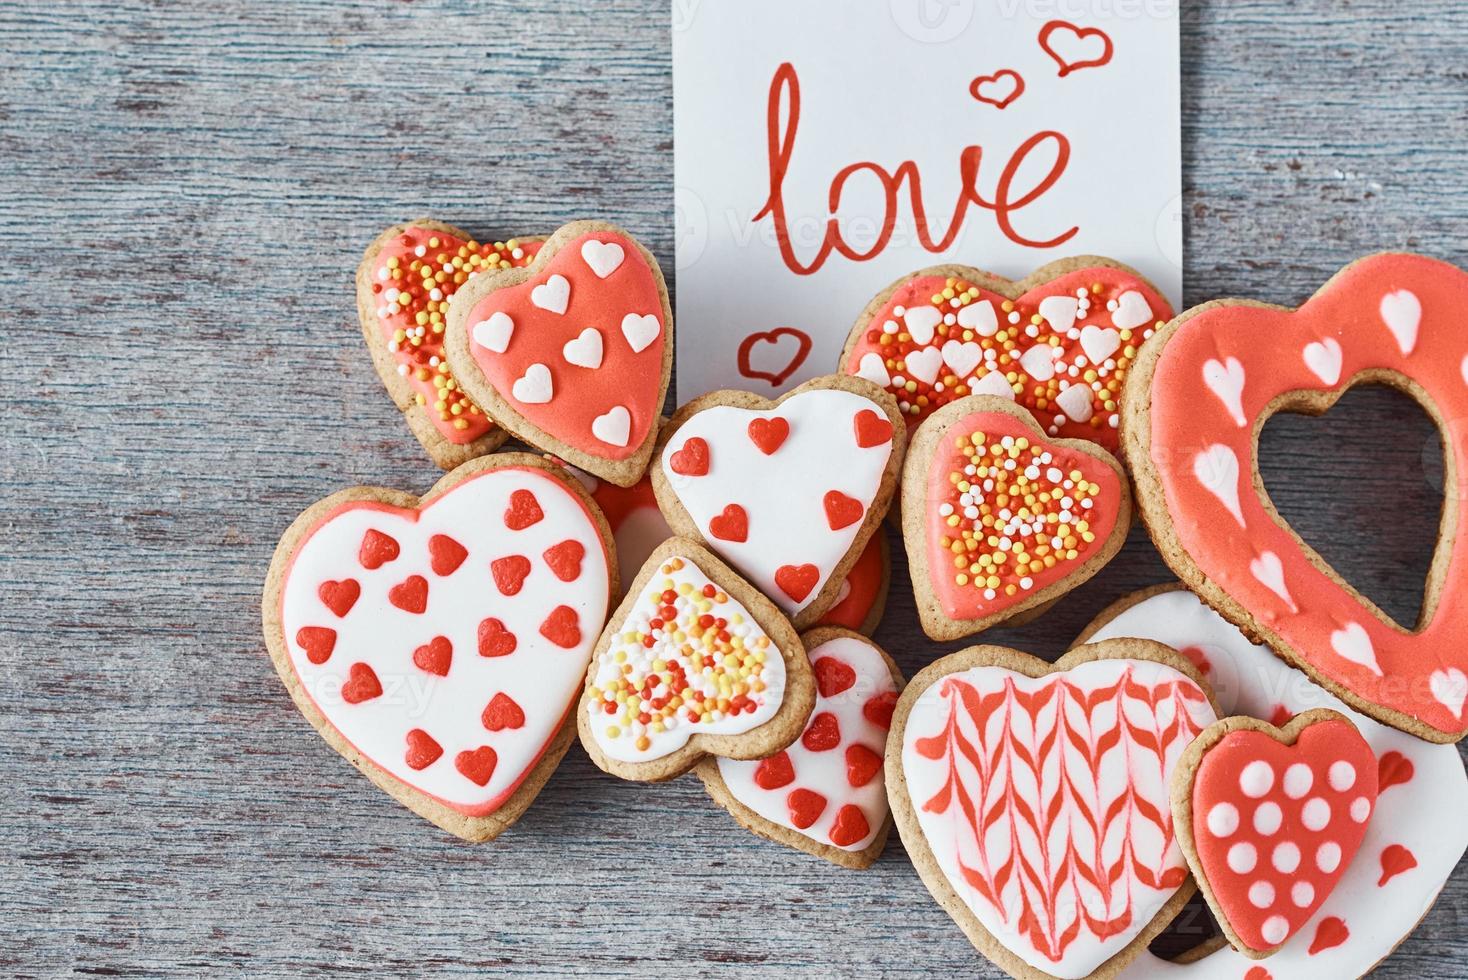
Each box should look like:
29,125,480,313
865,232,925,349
887,639,1218,980
444,220,673,486
1122,253,1468,742
652,375,906,630
261,453,615,842
1078,586,1468,979
840,257,1172,453
578,538,815,782
1170,709,1378,959
696,628,903,870
902,394,1130,641
356,219,542,469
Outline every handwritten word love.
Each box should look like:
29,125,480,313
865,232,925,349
752,62,1078,277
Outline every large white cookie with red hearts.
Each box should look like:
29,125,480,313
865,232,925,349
652,374,906,630
261,454,614,842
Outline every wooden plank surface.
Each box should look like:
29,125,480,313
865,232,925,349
2,0,1465,975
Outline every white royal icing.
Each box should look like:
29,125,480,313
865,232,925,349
279,467,611,811
1084,589,1468,980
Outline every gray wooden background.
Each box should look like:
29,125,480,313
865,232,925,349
4,0,1466,976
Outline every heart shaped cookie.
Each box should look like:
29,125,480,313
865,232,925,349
1122,253,1468,741
578,537,816,782
653,375,906,629
261,454,614,841
444,220,673,486
902,394,1130,640
1172,709,1378,958
356,219,543,469
887,640,1217,979
697,628,903,869
1078,584,1468,977
840,257,1172,454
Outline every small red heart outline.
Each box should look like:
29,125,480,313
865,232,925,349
738,327,812,387
968,69,1025,109
1039,20,1114,77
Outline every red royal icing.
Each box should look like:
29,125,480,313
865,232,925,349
845,267,1170,450
775,563,820,603
823,491,864,531
924,409,1122,621
708,504,750,542
464,231,665,459
538,605,581,649
491,555,532,596
503,489,544,530
813,656,856,697
295,626,336,665
455,746,498,787
755,751,795,790
318,579,360,618
367,227,539,445
853,408,895,448
828,804,870,848
1377,750,1414,792
387,575,428,614
747,416,791,455
404,728,444,771
358,529,400,570
477,617,517,658
481,693,526,732
1308,916,1350,955
787,788,827,829
802,712,841,752
862,690,897,730
815,534,887,633
1146,254,1468,736
667,436,710,476
845,744,882,787
428,534,468,576
412,635,453,677
542,540,585,582
1189,718,1378,951
1378,844,1417,886
341,662,383,704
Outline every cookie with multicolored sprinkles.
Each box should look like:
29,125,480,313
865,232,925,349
839,256,1172,454
902,394,1131,641
578,537,815,782
356,218,544,469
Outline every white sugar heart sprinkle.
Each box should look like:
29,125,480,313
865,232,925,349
903,306,943,345
1018,344,1055,382
580,239,625,279
1055,383,1093,423
1330,622,1383,676
855,352,890,388
1038,295,1079,333
591,405,632,447
620,313,661,354
562,327,604,369
1192,444,1245,527
1379,289,1421,355
904,346,942,385
511,363,554,404
1079,325,1120,365
957,299,999,336
1111,290,1153,331
1303,338,1343,386
1202,356,1247,427
1249,551,1297,611
969,370,1015,400
530,274,571,315
471,312,514,354
941,340,983,378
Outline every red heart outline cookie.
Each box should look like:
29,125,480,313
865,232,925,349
887,640,1219,978
261,453,615,841
903,394,1131,641
652,374,907,630
445,220,673,487
696,627,904,870
355,219,544,469
840,258,1172,455
1173,710,1379,957
577,537,817,782
1123,253,1468,741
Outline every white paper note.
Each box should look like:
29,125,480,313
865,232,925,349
672,0,1182,400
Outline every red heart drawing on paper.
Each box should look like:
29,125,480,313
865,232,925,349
896,649,1216,977
447,221,671,481
266,459,612,840
968,69,1025,109
1039,20,1114,77
1185,713,1378,952
842,261,1170,453
738,327,812,387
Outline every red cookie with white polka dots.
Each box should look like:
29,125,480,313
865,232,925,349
356,219,544,469
840,257,1172,453
696,627,905,869
261,453,616,841
1171,709,1379,958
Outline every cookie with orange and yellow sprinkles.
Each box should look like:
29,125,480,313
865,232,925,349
578,537,816,783
839,256,1173,455
901,394,1131,641
355,218,543,469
